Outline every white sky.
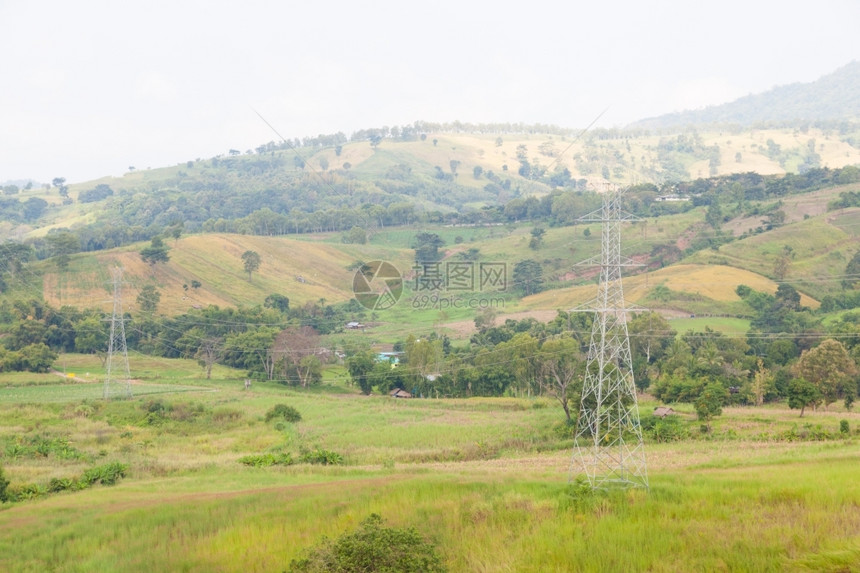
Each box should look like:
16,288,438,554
1,0,858,184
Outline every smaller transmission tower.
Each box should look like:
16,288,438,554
571,187,648,489
103,267,132,399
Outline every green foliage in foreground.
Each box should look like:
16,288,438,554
238,453,294,468
289,513,446,573
3,462,128,502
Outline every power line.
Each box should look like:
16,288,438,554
103,267,132,400
572,186,648,490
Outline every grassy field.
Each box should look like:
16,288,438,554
668,316,751,336
1,355,859,572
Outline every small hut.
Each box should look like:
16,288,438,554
389,388,412,399
653,406,676,418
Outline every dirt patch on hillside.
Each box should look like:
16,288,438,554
724,187,851,236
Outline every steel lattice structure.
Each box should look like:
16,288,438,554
103,267,132,400
571,188,648,489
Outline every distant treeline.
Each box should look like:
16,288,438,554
8,165,860,263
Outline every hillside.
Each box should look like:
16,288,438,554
36,234,413,315
22,176,860,341
3,124,858,251
632,61,860,129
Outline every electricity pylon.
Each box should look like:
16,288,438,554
571,187,648,489
103,267,132,399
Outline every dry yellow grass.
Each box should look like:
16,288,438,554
42,234,412,315
523,263,819,311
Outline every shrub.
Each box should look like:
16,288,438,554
0,465,9,503
80,462,128,487
299,448,343,465
48,477,74,493
840,419,850,435
265,404,302,423
645,415,689,443
238,453,294,467
289,513,446,573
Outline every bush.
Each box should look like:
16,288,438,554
238,453,294,467
0,465,9,503
299,448,343,465
80,462,128,487
265,404,302,423
289,513,446,573
643,415,689,443
840,419,850,435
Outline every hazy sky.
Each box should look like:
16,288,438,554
2,0,858,184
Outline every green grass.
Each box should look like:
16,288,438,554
669,316,751,336
0,382,210,404
0,382,857,571
1,447,858,572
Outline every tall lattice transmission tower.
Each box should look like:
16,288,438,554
103,267,132,400
571,187,648,489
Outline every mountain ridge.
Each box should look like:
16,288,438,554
631,60,860,129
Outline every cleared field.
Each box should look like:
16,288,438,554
0,369,857,572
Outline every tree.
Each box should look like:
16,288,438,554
318,157,329,171
705,200,722,229
494,332,539,397
528,227,545,250
537,337,582,421
343,226,367,244
513,259,543,295
751,359,774,407
347,351,376,394
794,339,858,409
241,250,262,281
169,222,183,245
196,338,221,379
140,236,170,265
2,242,34,275
223,327,279,379
46,232,80,271
74,316,109,365
23,197,48,221
473,307,497,332
473,165,483,179
264,293,290,313
694,382,727,431
843,249,860,289
272,326,322,387
51,177,69,197
788,378,820,417
773,245,794,280
136,285,161,314
404,334,443,384
413,233,445,263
